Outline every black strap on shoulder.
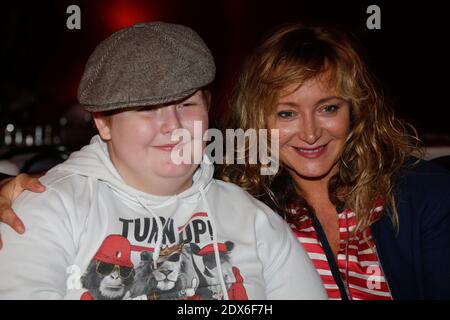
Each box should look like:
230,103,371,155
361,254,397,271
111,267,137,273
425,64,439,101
310,214,349,300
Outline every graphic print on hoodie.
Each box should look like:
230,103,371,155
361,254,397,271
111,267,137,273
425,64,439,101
79,212,248,300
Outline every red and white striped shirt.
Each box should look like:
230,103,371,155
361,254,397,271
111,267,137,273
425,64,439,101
287,204,392,300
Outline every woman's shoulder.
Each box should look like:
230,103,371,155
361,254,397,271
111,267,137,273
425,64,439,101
393,157,450,222
396,157,450,190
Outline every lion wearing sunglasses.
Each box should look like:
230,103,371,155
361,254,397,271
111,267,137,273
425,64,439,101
129,241,201,300
80,235,135,300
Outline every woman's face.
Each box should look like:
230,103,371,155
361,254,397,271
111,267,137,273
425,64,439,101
94,90,209,195
266,72,351,182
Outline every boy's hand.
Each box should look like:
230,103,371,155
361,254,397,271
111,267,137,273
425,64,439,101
0,173,46,249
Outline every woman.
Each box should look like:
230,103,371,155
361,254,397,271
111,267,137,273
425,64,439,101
219,23,450,300
2,22,450,299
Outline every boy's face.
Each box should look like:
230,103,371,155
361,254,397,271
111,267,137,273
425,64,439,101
94,90,209,195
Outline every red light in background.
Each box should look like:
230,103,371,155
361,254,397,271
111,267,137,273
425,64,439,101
103,0,159,32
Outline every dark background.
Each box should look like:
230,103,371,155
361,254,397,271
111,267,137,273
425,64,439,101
1,0,449,168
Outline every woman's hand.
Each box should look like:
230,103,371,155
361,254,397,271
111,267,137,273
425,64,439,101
0,173,45,249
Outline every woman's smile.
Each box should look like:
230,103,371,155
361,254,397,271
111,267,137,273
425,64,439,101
291,143,328,159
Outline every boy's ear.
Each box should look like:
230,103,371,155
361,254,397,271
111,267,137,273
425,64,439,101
92,113,112,141
203,90,212,111
207,93,212,109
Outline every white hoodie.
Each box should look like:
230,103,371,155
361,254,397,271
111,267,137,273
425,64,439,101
0,135,326,300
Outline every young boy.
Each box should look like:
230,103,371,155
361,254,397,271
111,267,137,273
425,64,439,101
0,22,326,300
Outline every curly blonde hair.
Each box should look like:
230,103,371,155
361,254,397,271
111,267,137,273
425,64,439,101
219,23,421,234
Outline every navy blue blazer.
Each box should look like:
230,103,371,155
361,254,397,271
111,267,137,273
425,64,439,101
310,158,450,300
371,159,450,299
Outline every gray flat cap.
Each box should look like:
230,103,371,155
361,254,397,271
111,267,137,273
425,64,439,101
78,21,216,112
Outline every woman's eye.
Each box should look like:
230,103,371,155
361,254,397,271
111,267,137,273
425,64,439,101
321,105,339,113
277,111,295,119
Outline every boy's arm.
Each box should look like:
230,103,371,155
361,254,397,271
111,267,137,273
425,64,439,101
0,187,76,299
0,173,46,248
256,208,327,300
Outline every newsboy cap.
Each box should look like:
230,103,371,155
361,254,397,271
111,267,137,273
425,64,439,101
78,21,216,112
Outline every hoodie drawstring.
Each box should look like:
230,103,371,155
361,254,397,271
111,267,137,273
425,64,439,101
135,196,166,270
133,183,228,300
199,185,229,300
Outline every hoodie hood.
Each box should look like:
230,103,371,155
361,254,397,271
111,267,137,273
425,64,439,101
52,135,215,205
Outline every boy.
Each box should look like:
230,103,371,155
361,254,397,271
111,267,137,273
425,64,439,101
0,22,325,300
